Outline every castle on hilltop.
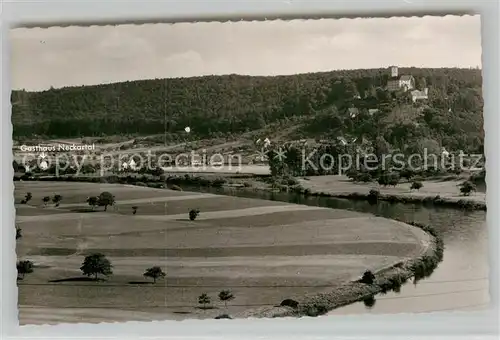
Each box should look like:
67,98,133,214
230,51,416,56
386,66,415,92
386,66,428,102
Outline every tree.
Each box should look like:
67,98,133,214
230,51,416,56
218,290,235,309
87,196,98,210
98,192,115,211
460,181,476,196
52,194,63,207
42,196,50,206
143,266,166,283
198,293,211,310
80,253,113,280
132,206,138,215
189,209,200,221
410,181,423,191
17,260,34,279
374,136,390,161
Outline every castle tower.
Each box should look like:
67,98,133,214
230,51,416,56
389,65,398,78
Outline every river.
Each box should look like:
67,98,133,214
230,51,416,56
182,185,490,315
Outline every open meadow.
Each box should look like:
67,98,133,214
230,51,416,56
15,181,430,324
298,175,486,204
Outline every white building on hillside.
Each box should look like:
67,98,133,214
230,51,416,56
348,107,359,118
411,88,429,102
337,136,348,146
386,66,415,92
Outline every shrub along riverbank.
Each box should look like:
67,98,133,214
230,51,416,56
243,221,444,318
293,187,487,211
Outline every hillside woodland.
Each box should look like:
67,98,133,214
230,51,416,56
12,67,484,154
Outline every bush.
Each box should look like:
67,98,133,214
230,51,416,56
97,191,115,211
363,296,376,308
460,180,476,196
304,304,328,317
410,181,423,191
400,168,415,181
358,172,372,183
360,270,376,284
189,209,200,221
469,169,486,185
367,189,380,203
377,172,399,187
280,299,299,309
212,178,227,187
214,314,232,319
388,173,400,187
346,169,360,182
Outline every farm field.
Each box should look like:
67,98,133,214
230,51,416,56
15,181,430,324
298,175,486,203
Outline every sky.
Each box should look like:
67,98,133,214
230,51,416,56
10,15,481,91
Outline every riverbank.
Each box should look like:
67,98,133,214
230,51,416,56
240,221,443,318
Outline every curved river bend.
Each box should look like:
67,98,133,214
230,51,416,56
184,185,489,315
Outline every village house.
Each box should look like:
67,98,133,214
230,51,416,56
348,107,359,118
411,88,429,102
386,66,415,92
337,136,348,146
191,155,203,167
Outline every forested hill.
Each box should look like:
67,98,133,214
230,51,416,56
11,67,484,152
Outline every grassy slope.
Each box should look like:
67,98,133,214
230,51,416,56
298,175,486,204
16,181,430,324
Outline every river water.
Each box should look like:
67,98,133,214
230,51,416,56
183,185,490,315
